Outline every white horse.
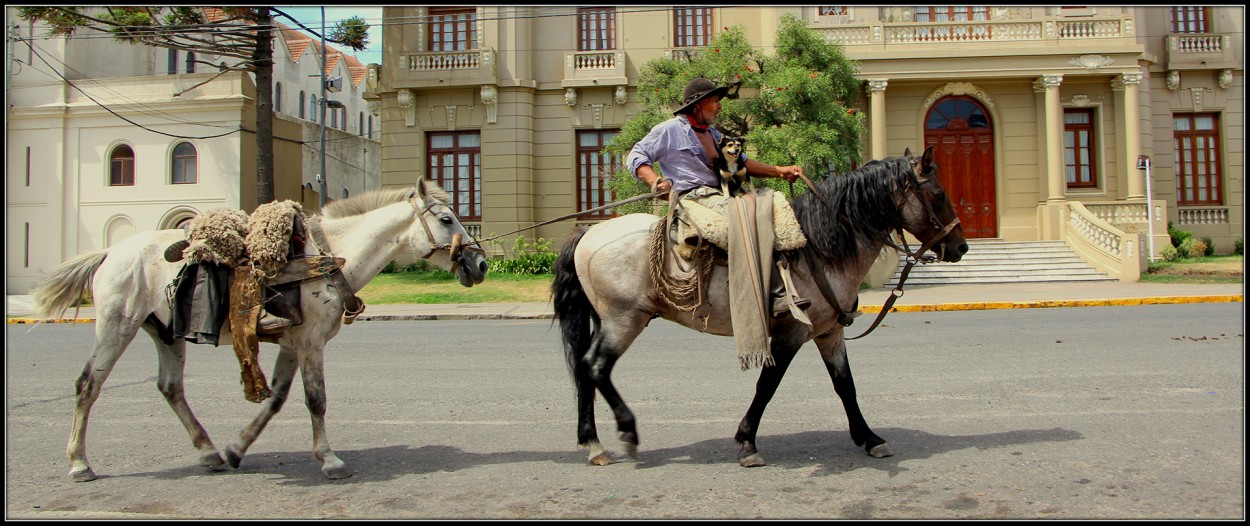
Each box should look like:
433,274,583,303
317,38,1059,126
31,180,488,482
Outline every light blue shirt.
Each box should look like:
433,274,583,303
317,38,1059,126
627,116,748,194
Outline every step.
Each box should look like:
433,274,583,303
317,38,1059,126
886,239,1117,286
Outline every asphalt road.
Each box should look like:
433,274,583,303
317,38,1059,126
4,303,1244,519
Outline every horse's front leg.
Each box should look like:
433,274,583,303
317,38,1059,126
297,343,350,479
582,319,647,465
224,343,299,470
734,328,805,468
145,326,225,470
816,334,891,458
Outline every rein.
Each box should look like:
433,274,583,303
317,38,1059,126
468,190,668,248
805,157,961,341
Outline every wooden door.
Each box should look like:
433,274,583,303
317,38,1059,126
924,95,997,238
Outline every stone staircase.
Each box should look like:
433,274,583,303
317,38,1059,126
885,239,1117,286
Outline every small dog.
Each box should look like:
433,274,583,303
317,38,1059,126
714,136,750,196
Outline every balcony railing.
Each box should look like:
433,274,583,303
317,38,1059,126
395,48,497,89
1177,207,1230,225
816,16,1133,50
562,50,627,88
1165,33,1237,70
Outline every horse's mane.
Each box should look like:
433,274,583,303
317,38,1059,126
319,180,450,219
791,156,913,269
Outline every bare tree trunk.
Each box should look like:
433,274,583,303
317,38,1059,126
253,7,275,206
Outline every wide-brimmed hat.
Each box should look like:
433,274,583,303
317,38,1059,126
673,77,729,115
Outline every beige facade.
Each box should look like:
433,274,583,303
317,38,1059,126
367,6,1243,273
5,8,381,293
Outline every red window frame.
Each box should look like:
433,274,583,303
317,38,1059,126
673,8,713,48
1063,109,1097,189
1171,7,1209,34
578,7,616,51
576,130,620,219
1173,114,1223,206
429,7,476,52
427,131,482,220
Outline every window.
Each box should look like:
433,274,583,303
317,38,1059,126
818,6,848,16
577,130,620,219
368,116,374,139
109,145,135,186
673,8,712,48
1063,109,1097,189
427,132,482,220
429,7,476,51
167,49,178,74
914,6,990,39
331,106,338,128
275,83,283,113
925,96,989,131
171,142,197,184
1171,7,1209,33
299,91,306,119
26,147,31,186
1173,114,1223,205
185,51,196,73
578,7,616,51
358,112,364,136
310,95,318,123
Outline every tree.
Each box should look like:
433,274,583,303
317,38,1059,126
606,13,864,215
16,6,368,207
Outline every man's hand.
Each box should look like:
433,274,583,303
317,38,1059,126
777,165,803,183
651,178,672,193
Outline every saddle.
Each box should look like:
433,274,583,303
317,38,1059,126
161,202,363,403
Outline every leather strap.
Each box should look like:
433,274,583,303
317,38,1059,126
305,217,366,323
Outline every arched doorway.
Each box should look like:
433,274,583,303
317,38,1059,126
924,95,996,238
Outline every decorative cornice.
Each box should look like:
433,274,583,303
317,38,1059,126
481,85,498,124
1068,54,1114,70
397,89,416,127
924,82,994,109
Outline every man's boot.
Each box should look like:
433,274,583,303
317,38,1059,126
257,312,292,334
771,258,811,318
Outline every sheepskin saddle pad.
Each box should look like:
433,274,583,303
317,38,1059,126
180,200,306,276
675,188,806,259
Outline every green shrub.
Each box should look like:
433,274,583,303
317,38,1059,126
1168,221,1193,248
489,236,558,275
381,260,399,274
1187,240,1208,259
1201,236,1215,256
1236,237,1244,255
1177,238,1195,258
1160,245,1180,262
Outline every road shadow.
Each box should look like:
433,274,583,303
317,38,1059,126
120,426,1080,485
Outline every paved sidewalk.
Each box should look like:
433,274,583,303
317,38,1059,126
7,281,1243,323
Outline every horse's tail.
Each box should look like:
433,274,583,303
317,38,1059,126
551,227,595,391
30,249,108,320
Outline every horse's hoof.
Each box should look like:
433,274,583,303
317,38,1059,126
589,452,616,466
620,442,638,459
200,451,226,467
738,453,767,468
867,442,893,458
323,465,352,479
70,467,98,482
224,445,243,469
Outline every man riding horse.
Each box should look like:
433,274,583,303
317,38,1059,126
627,77,811,364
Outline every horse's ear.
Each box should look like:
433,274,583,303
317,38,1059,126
903,147,912,158
922,145,935,167
413,180,427,200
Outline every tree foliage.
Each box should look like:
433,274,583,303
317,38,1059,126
16,6,369,207
606,13,864,214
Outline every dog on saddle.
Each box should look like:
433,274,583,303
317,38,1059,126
714,136,750,196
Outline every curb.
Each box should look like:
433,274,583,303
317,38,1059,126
7,295,1241,324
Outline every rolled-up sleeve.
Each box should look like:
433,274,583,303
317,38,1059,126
626,131,660,180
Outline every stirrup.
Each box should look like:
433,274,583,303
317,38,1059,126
772,296,812,318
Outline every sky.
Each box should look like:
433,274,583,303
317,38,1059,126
275,6,385,65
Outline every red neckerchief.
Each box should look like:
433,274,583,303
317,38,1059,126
685,114,709,132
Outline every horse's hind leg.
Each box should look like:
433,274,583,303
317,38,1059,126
224,343,299,471
67,316,143,481
817,336,891,458
582,316,648,464
144,325,225,470
734,333,804,468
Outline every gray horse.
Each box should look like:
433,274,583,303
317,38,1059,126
552,146,968,467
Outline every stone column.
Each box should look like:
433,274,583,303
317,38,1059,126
1113,72,1145,201
1039,74,1065,203
867,79,888,159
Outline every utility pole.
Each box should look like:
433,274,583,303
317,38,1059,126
318,6,327,208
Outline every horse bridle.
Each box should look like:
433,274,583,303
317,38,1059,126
414,193,485,270
817,155,962,341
